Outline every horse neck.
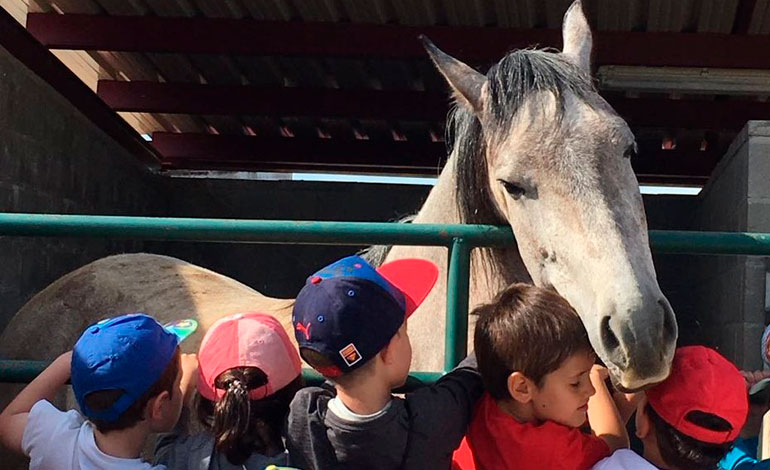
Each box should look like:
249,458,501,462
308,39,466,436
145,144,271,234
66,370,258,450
412,150,531,299
411,152,461,224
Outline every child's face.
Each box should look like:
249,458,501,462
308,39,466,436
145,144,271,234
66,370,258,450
529,351,596,428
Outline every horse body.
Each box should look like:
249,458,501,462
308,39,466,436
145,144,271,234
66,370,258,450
0,1,675,395
0,254,294,359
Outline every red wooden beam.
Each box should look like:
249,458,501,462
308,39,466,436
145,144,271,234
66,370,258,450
610,97,770,131
97,81,448,120
151,132,446,172
151,132,718,184
99,81,767,131
0,9,160,167
27,12,770,69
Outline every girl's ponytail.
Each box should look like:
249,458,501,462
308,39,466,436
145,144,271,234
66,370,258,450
198,366,303,465
212,373,253,464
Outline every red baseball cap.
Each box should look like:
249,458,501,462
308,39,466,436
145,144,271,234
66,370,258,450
647,345,748,444
197,312,301,401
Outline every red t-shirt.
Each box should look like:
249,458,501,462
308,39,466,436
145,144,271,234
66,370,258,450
453,393,610,470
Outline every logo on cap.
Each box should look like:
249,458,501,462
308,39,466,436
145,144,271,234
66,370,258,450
339,343,362,367
296,321,312,341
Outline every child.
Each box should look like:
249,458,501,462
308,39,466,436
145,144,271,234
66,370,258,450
154,312,304,469
286,255,483,470
0,313,195,470
455,283,628,470
595,345,748,470
718,376,770,470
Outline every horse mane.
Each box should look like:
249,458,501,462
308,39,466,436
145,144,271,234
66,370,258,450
451,48,595,277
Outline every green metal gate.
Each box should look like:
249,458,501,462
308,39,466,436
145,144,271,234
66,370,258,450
2,212,770,384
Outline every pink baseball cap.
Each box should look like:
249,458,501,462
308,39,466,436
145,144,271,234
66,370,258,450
197,312,302,401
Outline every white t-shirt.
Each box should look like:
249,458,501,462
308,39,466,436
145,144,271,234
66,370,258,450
22,400,164,470
327,396,392,422
594,449,659,470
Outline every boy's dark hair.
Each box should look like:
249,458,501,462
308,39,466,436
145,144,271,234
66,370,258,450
474,283,592,400
84,348,181,432
647,404,733,470
197,366,304,465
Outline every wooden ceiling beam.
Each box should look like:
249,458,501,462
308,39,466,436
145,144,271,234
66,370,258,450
100,81,768,131
97,81,447,120
0,8,161,168
27,12,770,68
151,132,719,184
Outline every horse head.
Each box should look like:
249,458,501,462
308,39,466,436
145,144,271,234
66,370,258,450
423,0,677,391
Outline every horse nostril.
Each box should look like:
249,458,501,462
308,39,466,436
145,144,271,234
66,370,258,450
660,298,677,344
600,315,620,353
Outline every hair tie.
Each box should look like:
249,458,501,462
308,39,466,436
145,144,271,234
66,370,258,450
227,379,248,397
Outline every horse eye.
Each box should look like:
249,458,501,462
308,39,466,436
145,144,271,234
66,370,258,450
623,143,638,159
498,179,525,199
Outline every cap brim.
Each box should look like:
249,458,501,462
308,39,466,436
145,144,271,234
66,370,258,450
377,258,439,317
750,377,770,396
163,319,199,344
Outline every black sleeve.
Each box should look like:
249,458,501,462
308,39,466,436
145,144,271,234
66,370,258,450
404,354,482,456
286,387,341,470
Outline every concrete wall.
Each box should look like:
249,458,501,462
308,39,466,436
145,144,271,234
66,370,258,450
0,44,167,332
682,122,770,369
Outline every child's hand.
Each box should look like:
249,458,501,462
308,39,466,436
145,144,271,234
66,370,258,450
590,364,609,382
179,353,198,406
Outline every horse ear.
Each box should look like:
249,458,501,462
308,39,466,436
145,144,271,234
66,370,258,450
420,36,486,113
562,0,592,73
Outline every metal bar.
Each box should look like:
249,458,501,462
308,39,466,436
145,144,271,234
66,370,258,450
445,238,471,372
0,213,513,247
649,230,770,255
5,214,770,255
0,360,442,389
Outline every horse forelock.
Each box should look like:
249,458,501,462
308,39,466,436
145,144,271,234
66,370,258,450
451,48,597,279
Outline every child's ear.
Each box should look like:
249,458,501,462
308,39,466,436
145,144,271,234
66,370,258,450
379,339,395,366
507,372,534,403
145,390,171,422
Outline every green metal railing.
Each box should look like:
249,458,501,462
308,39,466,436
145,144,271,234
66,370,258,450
3,212,770,384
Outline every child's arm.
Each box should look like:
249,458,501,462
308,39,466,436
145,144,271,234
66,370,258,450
178,353,198,408
0,351,72,454
406,354,482,451
587,364,629,453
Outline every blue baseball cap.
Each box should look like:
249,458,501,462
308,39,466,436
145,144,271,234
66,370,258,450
71,313,180,422
292,255,438,377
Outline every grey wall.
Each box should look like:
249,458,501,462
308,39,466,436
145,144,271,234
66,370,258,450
0,44,167,332
679,122,770,369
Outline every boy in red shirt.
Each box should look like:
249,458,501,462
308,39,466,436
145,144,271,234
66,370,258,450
454,283,628,470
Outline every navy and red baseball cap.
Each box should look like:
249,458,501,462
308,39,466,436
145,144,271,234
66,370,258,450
647,345,748,444
292,255,438,377
71,313,180,422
